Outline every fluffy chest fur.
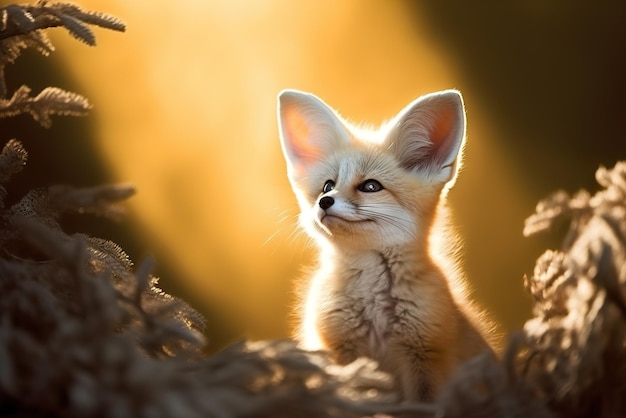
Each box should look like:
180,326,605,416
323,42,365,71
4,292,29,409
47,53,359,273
309,248,451,365
330,254,399,360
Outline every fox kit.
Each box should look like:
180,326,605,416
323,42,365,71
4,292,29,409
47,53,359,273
277,89,494,401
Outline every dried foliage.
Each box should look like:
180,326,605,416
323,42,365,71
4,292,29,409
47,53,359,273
1,1,626,417
519,163,626,416
0,1,125,49
0,1,125,118
0,85,91,128
433,162,626,418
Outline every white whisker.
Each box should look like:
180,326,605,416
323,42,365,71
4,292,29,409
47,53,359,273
358,203,417,241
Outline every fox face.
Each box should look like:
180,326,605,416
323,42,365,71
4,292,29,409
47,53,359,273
298,148,427,250
278,89,466,251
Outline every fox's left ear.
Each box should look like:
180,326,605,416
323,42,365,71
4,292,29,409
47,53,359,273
387,90,466,185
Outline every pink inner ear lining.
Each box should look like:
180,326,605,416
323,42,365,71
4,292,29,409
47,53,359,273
430,104,456,149
283,106,322,162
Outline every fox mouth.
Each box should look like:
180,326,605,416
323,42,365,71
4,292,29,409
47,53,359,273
320,213,373,226
320,214,345,225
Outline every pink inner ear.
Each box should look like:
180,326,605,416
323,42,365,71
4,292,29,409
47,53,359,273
431,105,455,149
283,107,322,163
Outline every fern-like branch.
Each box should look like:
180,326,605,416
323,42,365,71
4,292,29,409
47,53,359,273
524,162,626,248
0,85,91,127
49,2,126,33
0,2,125,45
0,2,125,98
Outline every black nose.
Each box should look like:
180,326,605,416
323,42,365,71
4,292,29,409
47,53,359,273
319,196,334,210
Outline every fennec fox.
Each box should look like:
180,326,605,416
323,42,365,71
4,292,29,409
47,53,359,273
277,89,495,401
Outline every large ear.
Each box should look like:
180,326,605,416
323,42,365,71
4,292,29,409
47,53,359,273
277,90,349,178
387,90,466,185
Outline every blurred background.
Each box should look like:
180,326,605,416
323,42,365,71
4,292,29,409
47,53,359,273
2,0,625,351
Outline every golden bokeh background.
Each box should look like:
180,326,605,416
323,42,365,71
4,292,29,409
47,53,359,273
3,1,625,351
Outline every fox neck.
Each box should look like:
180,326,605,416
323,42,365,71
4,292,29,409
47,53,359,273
338,242,430,269
320,228,431,273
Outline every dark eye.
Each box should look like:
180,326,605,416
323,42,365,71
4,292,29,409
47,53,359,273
358,179,383,193
322,180,335,194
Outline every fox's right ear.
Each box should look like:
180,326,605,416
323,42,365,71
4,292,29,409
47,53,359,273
277,90,349,178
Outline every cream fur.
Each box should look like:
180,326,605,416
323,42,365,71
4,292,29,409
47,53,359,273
277,89,495,401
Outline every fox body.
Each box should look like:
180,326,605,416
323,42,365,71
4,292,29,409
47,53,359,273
277,89,494,401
